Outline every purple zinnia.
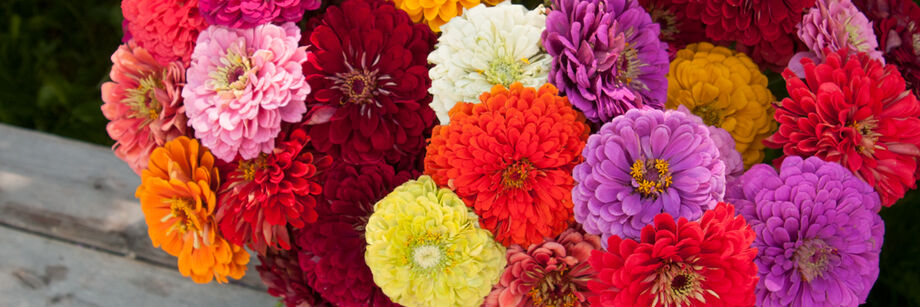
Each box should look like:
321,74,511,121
726,156,884,307
789,0,883,76
199,0,322,29
572,108,726,244
543,0,669,123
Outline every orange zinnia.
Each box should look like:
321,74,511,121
136,136,249,283
425,83,589,247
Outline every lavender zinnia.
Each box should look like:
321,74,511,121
573,108,726,244
789,0,883,76
726,156,884,307
543,0,669,123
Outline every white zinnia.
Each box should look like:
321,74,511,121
428,2,551,124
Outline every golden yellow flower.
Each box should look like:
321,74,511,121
666,42,777,167
391,0,503,32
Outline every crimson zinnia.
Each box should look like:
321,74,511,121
588,202,758,307
301,0,437,166
765,49,920,207
217,124,332,254
854,0,920,95
257,247,329,307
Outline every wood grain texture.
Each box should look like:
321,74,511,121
0,124,274,305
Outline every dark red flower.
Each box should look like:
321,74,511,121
764,49,920,207
257,247,330,307
216,124,332,254
301,0,437,165
638,0,707,58
682,0,814,70
295,162,417,306
588,202,758,307
854,0,920,94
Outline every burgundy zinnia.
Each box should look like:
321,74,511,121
637,0,707,57
301,0,437,165
854,0,920,94
257,247,330,307
295,162,416,306
765,48,920,206
217,124,332,254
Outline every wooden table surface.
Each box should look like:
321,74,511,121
0,124,276,306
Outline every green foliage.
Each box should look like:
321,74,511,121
0,0,121,145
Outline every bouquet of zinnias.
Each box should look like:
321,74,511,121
102,0,920,305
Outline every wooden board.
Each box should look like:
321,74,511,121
0,124,274,305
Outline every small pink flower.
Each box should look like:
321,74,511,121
182,23,309,162
101,41,189,174
790,0,883,76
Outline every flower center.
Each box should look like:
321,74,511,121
630,159,673,198
123,75,163,121
165,198,201,235
406,232,455,272
501,159,535,189
851,117,881,155
844,24,869,50
651,262,704,307
527,269,580,307
235,154,268,182
646,5,679,41
483,58,527,86
692,103,722,126
212,47,252,100
332,67,382,106
411,245,442,269
615,41,644,87
794,239,837,282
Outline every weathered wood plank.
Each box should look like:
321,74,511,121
0,124,266,290
0,226,276,307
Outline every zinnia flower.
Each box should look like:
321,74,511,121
183,22,310,162
543,0,670,122
428,3,551,124
637,0,707,57
365,175,507,307
101,41,189,174
392,0,503,32
122,0,208,65
484,228,602,307
257,247,329,307
764,49,920,207
588,202,758,306
216,123,332,253
683,0,815,70
789,0,883,77
295,162,415,306
675,105,744,181
135,136,249,283
573,108,726,244
425,83,589,247
854,0,920,94
301,0,437,165
665,42,777,167
199,0,322,28
725,156,884,306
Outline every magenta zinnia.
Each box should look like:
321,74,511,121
199,0,322,28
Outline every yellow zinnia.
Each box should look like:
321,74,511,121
666,42,777,167
365,176,506,307
391,0,503,32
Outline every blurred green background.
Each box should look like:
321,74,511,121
0,0,918,306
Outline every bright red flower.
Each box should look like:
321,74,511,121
764,49,920,207
854,0,920,95
295,162,416,306
425,83,589,247
121,0,208,66
216,124,332,254
301,0,437,166
588,202,758,307
257,247,330,307
682,0,814,70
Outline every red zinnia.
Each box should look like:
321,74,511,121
121,0,208,66
425,83,589,247
682,0,814,70
295,162,415,306
588,202,758,307
257,247,330,307
854,0,920,95
301,0,437,166
764,49,920,207
216,124,332,254
638,0,707,58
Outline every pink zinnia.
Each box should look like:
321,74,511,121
101,41,189,174
789,0,883,76
199,0,322,29
183,23,310,162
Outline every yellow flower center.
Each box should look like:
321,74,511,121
164,198,201,235
211,47,252,100
692,103,722,126
123,75,163,122
405,231,455,273
851,117,881,155
501,159,535,189
482,58,527,86
650,262,705,307
527,269,580,307
616,41,643,86
235,154,268,182
332,67,382,106
412,245,442,269
630,159,673,198
794,239,837,282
